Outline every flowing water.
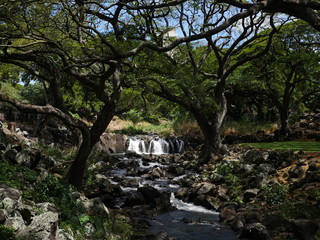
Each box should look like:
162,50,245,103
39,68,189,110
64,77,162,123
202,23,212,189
109,136,237,239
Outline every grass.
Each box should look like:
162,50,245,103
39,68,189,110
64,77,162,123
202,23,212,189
240,141,320,152
112,120,174,136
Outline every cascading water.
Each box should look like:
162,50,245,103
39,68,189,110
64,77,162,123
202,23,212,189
127,136,184,154
127,137,147,154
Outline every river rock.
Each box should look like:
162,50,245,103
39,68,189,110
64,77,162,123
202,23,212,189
194,182,216,195
219,207,237,222
292,219,319,240
238,222,271,240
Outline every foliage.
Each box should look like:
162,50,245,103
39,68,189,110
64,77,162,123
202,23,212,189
32,175,84,227
0,82,24,102
173,120,202,138
113,121,173,136
0,162,38,191
261,183,289,205
279,202,320,220
0,225,15,240
240,141,320,152
36,143,77,162
220,120,276,135
19,82,47,105
105,215,133,239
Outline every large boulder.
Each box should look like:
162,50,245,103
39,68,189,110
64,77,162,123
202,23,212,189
292,219,319,240
15,211,59,240
238,223,271,240
95,133,127,153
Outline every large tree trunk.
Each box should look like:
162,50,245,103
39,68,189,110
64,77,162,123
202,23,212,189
278,108,291,140
194,98,227,164
65,127,92,187
65,103,118,188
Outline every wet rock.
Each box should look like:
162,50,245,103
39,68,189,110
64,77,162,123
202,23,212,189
121,178,140,188
238,223,271,240
124,191,145,207
191,182,216,196
292,219,319,240
149,167,166,179
230,213,245,231
262,215,291,231
167,165,185,176
217,185,229,201
219,207,237,222
175,188,189,199
193,195,216,210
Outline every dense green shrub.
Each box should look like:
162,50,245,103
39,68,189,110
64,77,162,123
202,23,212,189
0,225,16,240
0,162,38,190
261,183,288,205
32,175,83,223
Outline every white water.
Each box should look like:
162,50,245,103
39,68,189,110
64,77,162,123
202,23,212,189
127,137,184,155
170,193,218,215
148,139,170,154
127,137,148,154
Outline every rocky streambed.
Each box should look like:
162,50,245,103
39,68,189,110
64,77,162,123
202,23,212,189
1,127,320,240
87,143,320,240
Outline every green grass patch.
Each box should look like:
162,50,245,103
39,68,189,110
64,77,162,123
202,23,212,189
114,121,173,136
240,141,320,152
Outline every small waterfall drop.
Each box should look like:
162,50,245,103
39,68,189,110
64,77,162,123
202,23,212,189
127,136,184,155
127,137,147,154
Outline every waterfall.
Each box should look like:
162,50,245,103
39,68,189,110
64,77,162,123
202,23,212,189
127,136,184,155
127,137,147,154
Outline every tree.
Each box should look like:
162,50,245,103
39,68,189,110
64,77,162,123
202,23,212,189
219,0,320,31
1,0,263,187
235,21,320,138
132,8,281,161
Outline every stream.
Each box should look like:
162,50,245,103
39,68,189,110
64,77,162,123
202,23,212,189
107,136,238,240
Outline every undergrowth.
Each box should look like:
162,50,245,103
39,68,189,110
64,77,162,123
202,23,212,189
221,120,276,135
